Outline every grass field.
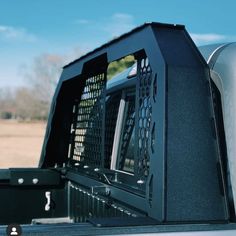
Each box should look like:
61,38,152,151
0,120,46,168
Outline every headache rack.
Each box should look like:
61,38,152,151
35,22,232,224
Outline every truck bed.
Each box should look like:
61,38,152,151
1,222,236,236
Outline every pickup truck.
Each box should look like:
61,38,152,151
0,22,236,235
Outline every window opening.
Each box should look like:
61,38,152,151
117,92,135,173
104,92,122,168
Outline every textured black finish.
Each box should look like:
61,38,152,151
10,168,61,186
136,57,152,179
152,26,228,221
166,67,226,221
38,22,229,223
0,184,67,225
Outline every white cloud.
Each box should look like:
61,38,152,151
0,25,37,42
190,33,227,45
72,13,135,40
103,13,135,38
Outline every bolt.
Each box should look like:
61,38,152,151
18,178,24,184
32,178,39,184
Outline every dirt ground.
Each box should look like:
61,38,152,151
0,120,46,168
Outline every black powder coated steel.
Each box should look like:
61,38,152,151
0,22,232,228
37,22,230,223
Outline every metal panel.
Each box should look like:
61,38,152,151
69,183,140,222
154,27,229,221
0,184,68,225
10,168,61,186
69,73,106,167
39,23,229,223
66,171,146,213
136,57,152,180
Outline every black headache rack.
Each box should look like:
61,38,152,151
38,22,234,224
1,23,235,228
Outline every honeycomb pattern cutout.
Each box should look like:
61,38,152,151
137,57,152,178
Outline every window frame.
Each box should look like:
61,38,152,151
110,88,136,175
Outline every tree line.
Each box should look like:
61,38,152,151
0,54,135,121
0,54,64,120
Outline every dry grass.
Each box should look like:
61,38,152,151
0,120,46,168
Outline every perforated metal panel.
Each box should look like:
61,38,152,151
137,57,152,179
42,23,230,223
69,73,106,167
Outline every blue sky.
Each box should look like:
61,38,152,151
0,0,236,88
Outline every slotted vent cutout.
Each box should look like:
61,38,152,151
69,183,140,222
137,57,152,179
69,73,106,167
